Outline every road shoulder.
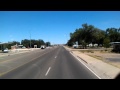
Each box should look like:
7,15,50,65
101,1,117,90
64,46,120,79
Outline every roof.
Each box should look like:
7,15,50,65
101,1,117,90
18,45,23,46
0,42,12,45
110,42,120,44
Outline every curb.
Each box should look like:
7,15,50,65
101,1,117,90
70,51,88,64
77,56,88,64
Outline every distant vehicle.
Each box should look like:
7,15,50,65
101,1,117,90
41,45,45,49
22,46,26,49
73,45,78,48
2,48,9,53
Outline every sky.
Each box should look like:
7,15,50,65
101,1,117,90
0,11,120,44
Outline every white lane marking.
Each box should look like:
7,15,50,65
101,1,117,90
70,52,101,79
55,56,57,58
45,67,51,76
0,50,53,77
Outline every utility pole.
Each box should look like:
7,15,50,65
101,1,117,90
29,30,31,48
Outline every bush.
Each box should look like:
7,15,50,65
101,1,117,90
91,51,94,53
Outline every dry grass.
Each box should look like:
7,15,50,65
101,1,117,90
87,53,120,68
80,49,113,54
66,46,120,68
87,54,103,60
80,50,95,53
79,49,120,68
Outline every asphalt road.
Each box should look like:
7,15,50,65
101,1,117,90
0,46,98,79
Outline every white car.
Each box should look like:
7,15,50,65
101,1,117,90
41,46,45,49
3,48,9,53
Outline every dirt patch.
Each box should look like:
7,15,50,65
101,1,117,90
87,54,104,60
79,50,120,68
65,46,120,68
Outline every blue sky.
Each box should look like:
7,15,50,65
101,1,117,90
0,11,120,44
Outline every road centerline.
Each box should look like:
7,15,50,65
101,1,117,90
45,67,51,76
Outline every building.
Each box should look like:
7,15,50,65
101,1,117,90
34,45,37,48
0,42,12,50
11,44,24,49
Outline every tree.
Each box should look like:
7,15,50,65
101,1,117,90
81,40,87,49
67,23,105,48
103,37,110,49
67,23,120,50
46,42,51,47
93,29,105,46
21,39,30,48
106,28,120,42
39,39,45,45
67,39,73,46
21,39,45,48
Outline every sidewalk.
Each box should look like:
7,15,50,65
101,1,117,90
64,46,120,79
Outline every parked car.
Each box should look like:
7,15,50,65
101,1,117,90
2,48,9,53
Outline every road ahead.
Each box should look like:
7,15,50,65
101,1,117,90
0,46,98,79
